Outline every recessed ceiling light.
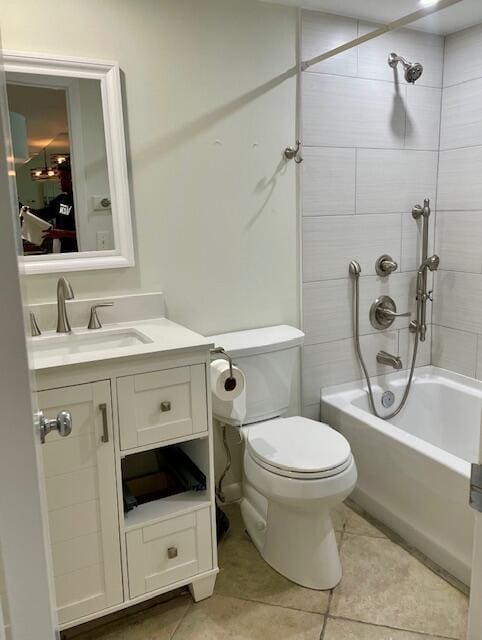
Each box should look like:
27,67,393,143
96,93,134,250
420,0,440,7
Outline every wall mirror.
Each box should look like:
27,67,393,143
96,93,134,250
5,51,134,273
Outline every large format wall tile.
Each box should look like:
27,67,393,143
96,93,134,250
401,210,435,273
441,78,482,150
444,23,482,87
302,73,405,148
437,146,482,211
435,211,482,273
432,325,477,378
302,147,356,215
433,271,482,335
302,214,401,282
303,272,418,346
302,331,399,404
404,85,441,151
300,9,448,390
356,149,438,214
357,22,444,88
301,10,358,76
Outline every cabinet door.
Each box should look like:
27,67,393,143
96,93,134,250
38,381,123,625
117,364,208,450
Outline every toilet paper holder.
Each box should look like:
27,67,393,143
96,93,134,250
210,346,234,381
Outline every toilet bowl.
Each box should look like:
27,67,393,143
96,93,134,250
241,416,356,589
208,325,357,590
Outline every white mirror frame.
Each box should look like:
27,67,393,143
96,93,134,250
5,50,135,274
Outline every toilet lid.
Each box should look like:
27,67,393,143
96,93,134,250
247,416,352,478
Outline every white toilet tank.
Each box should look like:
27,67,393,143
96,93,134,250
208,325,304,425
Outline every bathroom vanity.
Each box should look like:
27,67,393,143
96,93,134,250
31,307,218,629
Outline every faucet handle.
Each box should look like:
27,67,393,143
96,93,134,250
88,302,113,330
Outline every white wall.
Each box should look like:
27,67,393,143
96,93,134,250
0,0,299,338
77,78,114,251
300,10,444,417
432,22,482,378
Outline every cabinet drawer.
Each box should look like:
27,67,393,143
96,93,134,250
117,364,208,450
126,508,212,598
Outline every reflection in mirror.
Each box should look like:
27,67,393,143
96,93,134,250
7,74,114,255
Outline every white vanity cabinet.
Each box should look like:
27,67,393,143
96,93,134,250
34,336,218,631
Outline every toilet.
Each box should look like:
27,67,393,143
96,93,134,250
209,325,357,590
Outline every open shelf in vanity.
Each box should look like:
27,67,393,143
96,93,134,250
121,437,212,530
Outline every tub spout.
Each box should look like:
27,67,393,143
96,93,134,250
377,350,403,370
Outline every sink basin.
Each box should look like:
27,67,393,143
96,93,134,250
31,328,153,359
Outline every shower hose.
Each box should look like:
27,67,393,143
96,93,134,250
350,265,421,419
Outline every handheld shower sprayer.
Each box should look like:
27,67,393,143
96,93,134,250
388,53,424,84
418,254,440,275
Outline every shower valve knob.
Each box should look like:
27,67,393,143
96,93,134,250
375,254,398,277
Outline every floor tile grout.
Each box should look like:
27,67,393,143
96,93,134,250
326,613,462,640
170,599,192,640
211,591,326,616
319,524,346,639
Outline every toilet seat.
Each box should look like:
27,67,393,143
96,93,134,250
246,416,352,480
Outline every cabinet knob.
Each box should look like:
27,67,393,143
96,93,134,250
167,546,178,559
160,401,171,412
38,410,73,444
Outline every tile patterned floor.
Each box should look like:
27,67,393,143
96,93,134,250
69,502,468,640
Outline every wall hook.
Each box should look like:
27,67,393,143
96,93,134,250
284,139,303,163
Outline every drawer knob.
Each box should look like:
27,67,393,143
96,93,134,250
160,401,171,412
167,546,178,559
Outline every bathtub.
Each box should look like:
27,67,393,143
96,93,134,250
321,365,480,585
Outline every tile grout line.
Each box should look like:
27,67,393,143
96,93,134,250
212,591,325,617
169,598,192,640
319,523,346,639
431,32,446,368
326,613,462,640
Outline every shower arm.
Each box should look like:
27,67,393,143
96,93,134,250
300,0,463,72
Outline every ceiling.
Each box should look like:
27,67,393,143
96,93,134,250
260,0,482,34
6,83,69,156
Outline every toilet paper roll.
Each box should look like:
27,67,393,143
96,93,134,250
210,359,245,401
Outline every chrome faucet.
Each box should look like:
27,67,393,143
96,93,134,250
56,277,74,333
376,350,403,370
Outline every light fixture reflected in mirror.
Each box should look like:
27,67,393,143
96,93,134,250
30,149,58,182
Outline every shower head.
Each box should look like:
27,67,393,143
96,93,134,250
418,254,440,274
388,53,424,84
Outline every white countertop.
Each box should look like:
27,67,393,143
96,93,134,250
30,318,213,371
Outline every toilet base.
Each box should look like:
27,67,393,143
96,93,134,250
241,491,342,590
264,501,341,589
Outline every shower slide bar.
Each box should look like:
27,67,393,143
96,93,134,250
301,0,463,72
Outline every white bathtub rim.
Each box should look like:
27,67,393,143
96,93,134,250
321,365,473,479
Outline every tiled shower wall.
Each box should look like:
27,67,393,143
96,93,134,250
432,23,482,378
300,11,444,418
